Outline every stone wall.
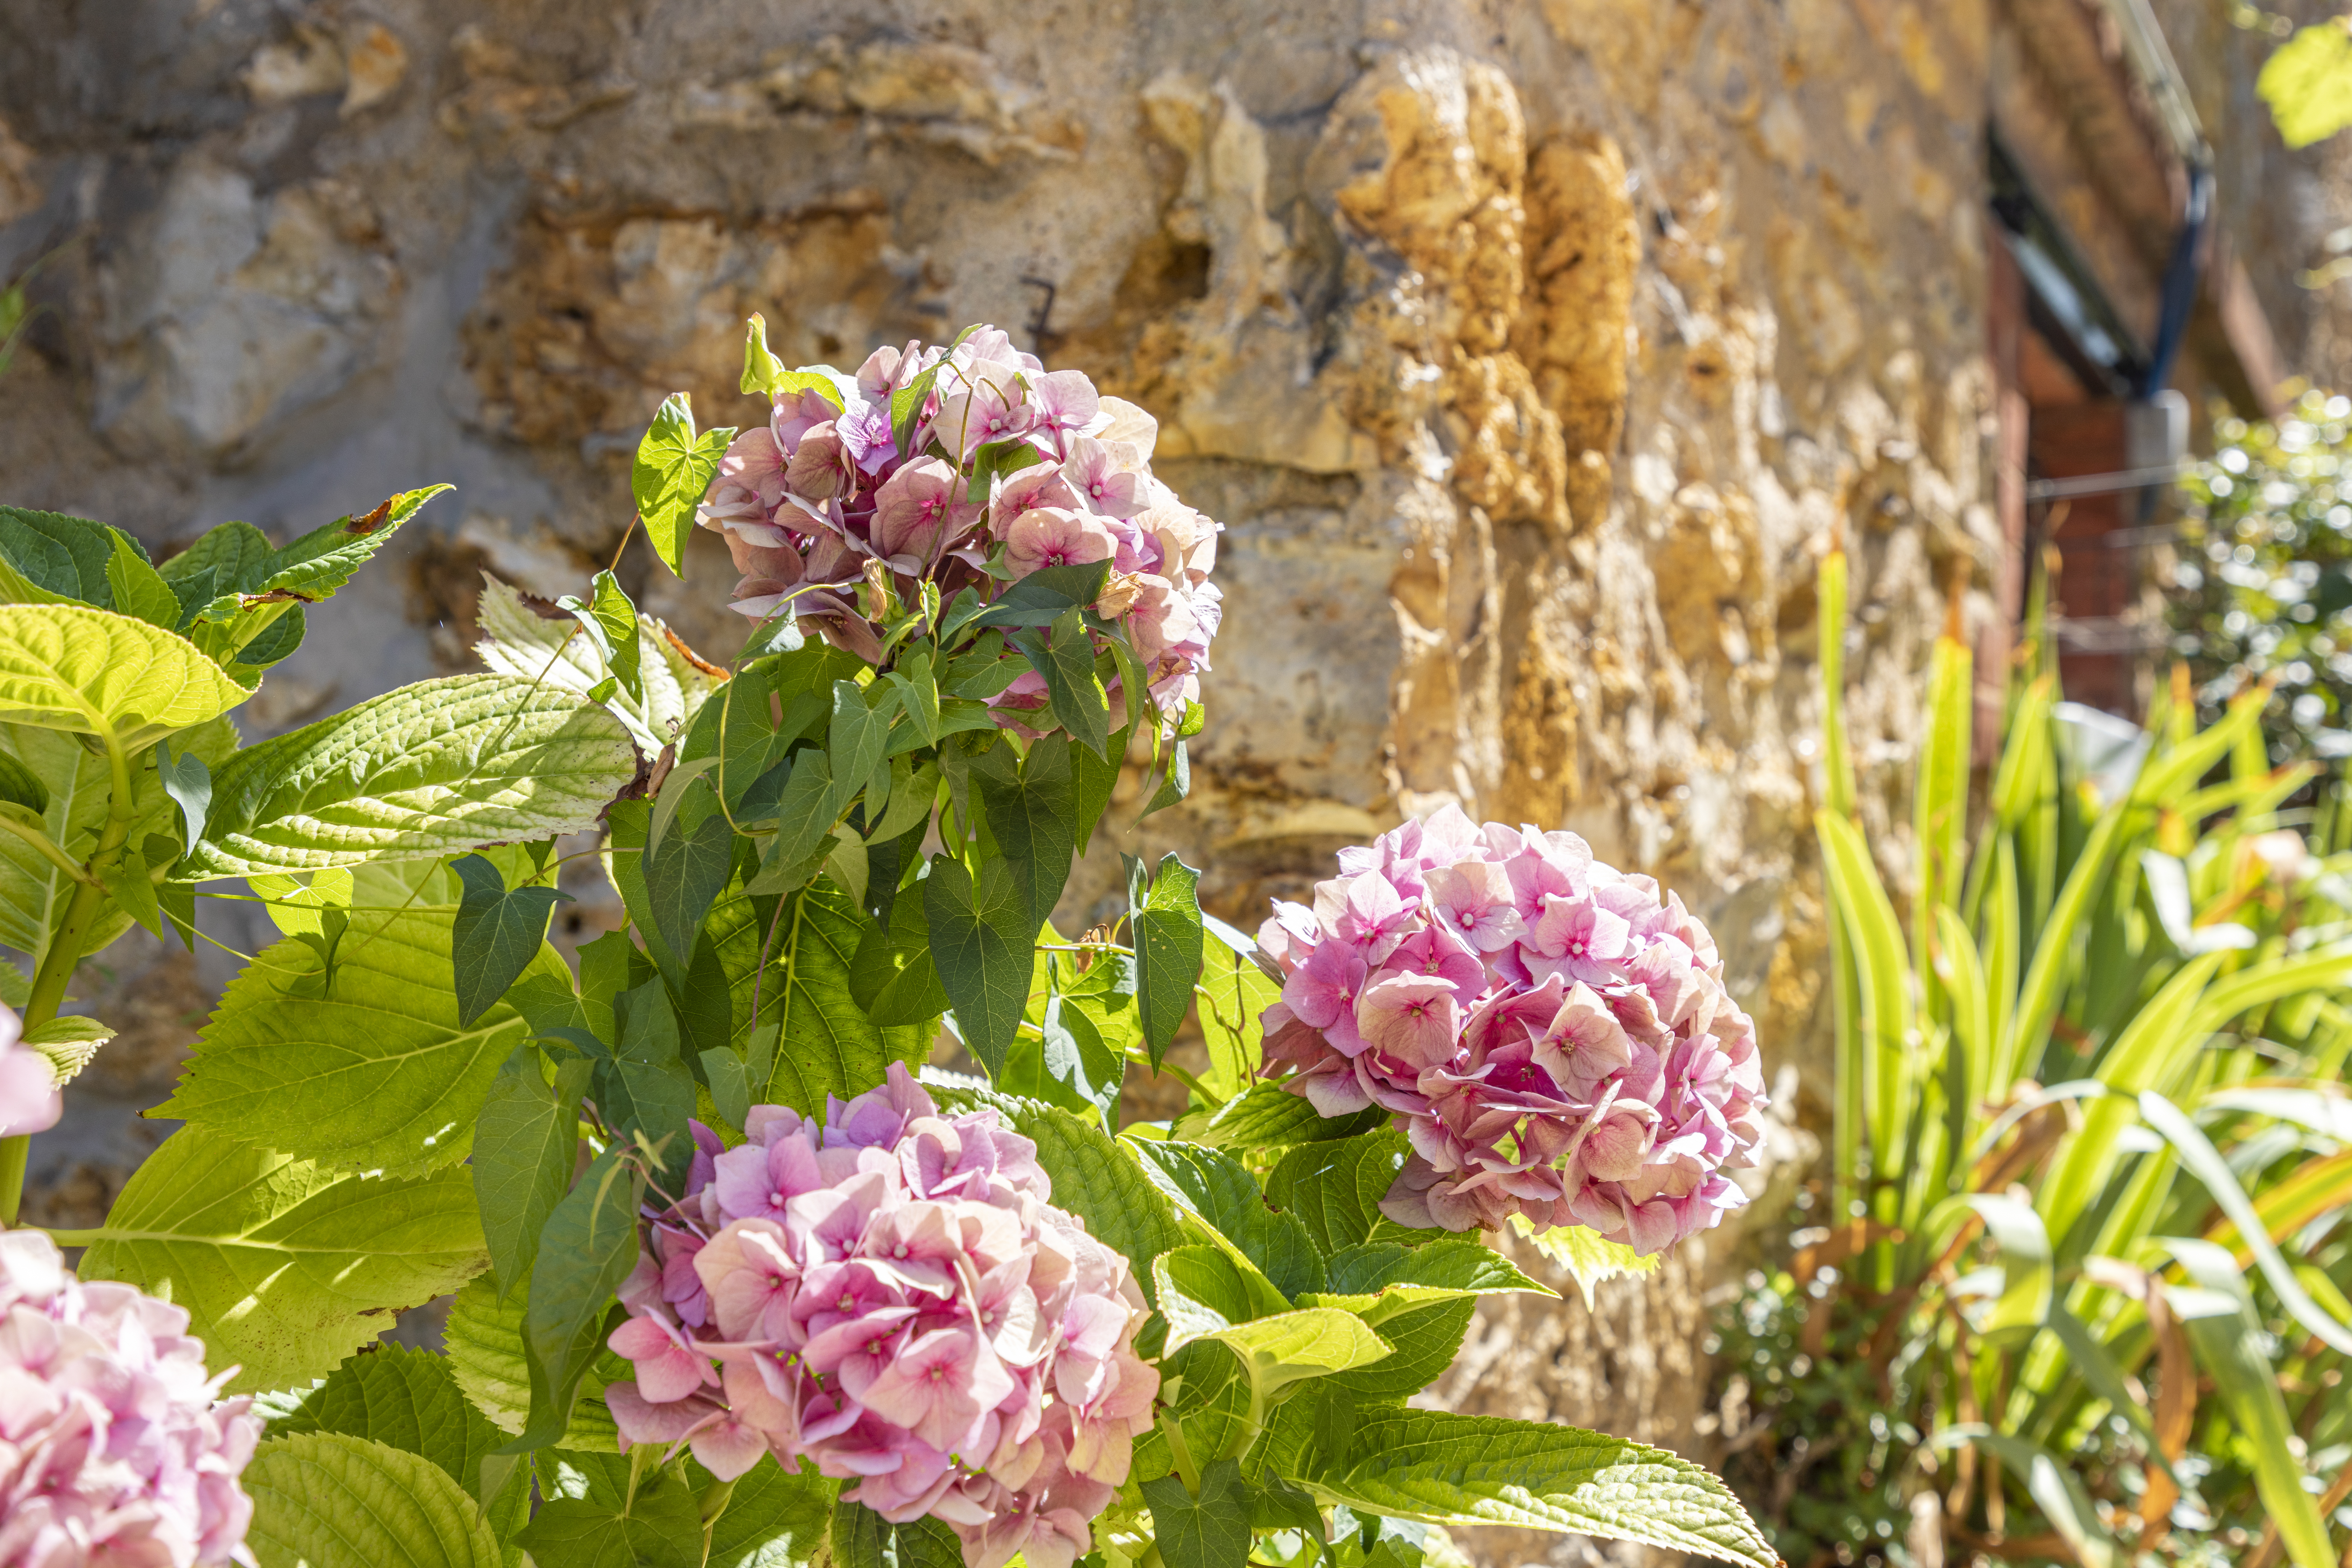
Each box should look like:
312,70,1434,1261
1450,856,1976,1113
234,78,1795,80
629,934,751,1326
0,1,2335,1561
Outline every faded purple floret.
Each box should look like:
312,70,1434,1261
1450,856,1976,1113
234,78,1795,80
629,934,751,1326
0,1230,260,1567
1257,808,1769,1253
697,326,1220,740
603,1064,1156,1568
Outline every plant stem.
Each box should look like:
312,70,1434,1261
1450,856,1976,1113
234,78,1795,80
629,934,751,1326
1,744,135,1227
0,815,97,888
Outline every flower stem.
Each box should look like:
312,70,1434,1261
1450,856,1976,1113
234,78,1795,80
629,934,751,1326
2,742,135,1227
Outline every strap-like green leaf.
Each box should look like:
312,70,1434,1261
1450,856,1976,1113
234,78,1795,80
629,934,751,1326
1930,1427,2113,1568
78,1125,484,1393
1269,1407,1778,1568
0,602,246,747
2165,1238,2337,1568
246,1432,504,1568
2142,1091,2352,1354
186,674,638,877
1965,1193,2052,1346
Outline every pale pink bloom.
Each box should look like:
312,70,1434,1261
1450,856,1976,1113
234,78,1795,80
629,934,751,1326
1027,371,1101,450
989,465,1083,536
609,1315,717,1403
870,459,981,567
1003,509,1116,579
1059,438,1141,518
1354,974,1461,1068
1265,813,1767,1254
605,1063,1155,1568
1424,860,1526,952
0,1230,258,1567
0,1003,59,1139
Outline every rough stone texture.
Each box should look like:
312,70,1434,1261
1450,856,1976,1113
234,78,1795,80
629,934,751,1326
0,1,2342,1561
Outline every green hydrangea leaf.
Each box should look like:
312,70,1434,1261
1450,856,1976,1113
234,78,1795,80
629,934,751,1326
184,674,638,877
0,717,236,958
245,1432,503,1568
634,393,734,577
442,1271,624,1452
252,485,453,606
158,907,565,1175
0,505,143,607
1142,1458,1254,1568
105,530,180,629
259,1344,533,1547
0,603,246,747
78,1125,485,1393
1265,1127,1442,1254
1182,1081,1385,1155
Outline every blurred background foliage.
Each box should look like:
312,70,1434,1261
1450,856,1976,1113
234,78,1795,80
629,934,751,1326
2170,388,2352,762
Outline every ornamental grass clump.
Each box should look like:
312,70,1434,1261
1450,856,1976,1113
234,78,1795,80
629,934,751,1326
604,1065,1155,1568
1256,806,1769,1251
0,1230,260,1567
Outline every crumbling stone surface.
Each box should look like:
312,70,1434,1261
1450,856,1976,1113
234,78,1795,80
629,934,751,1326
0,1,2324,1559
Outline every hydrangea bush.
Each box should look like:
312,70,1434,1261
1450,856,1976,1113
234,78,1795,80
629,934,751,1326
0,324,1773,1568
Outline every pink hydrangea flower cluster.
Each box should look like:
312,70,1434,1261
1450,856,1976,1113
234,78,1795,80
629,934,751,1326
698,326,1222,736
603,1064,1156,1568
0,1230,259,1567
1255,808,1769,1253
0,1003,61,1140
